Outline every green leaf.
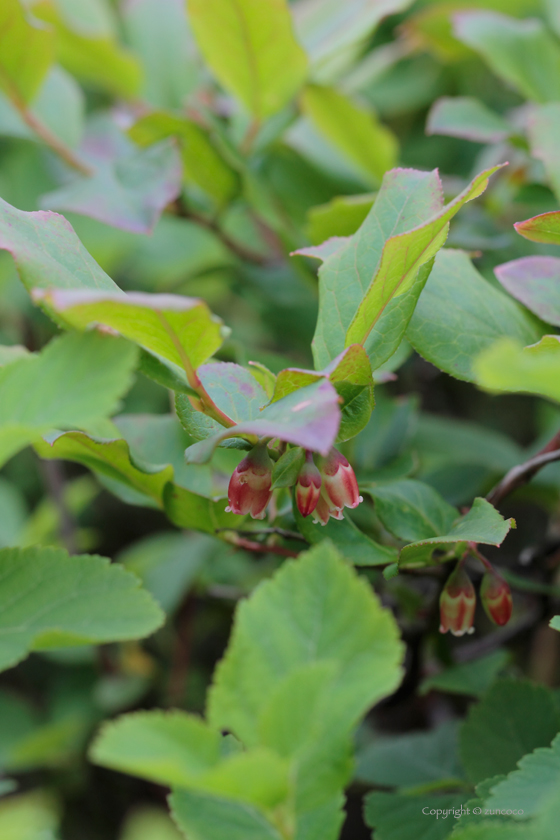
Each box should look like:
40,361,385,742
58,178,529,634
163,484,244,534
41,118,182,235
0,546,163,672
271,447,305,489
208,541,404,746
185,380,341,464
411,414,522,475
122,0,197,111
399,498,514,568
119,806,184,840
0,790,60,840
427,96,513,143
484,733,560,818
0,331,137,468
0,0,54,105
527,103,560,201
206,542,403,827
308,167,445,371
495,257,560,328
453,11,560,103
33,1,142,98
90,711,220,787
345,166,503,350
34,430,173,508
407,250,543,382
306,193,375,245
91,711,289,810
0,345,30,368
0,689,90,772
514,211,560,246
176,393,224,442
138,350,195,397
0,195,118,294
188,0,308,120
293,500,398,566
365,479,458,542
170,789,283,840
534,793,560,840
474,335,560,402
452,824,527,840
419,650,510,698
356,720,463,789
121,214,233,288
459,679,560,784
550,616,560,632
293,0,414,82
300,85,398,186
364,792,465,840
129,111,238,205
34,288,226,372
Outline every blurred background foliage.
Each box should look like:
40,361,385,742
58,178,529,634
2,0,560,838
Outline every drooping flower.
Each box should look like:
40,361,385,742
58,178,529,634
439,563,476,636
480,569,513,626
225,443,273,520
312,448,363,525
295,451,322,517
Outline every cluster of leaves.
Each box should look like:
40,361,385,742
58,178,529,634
2,0,560,839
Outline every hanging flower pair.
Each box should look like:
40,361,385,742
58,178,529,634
439,560,513,636
225,443,362,524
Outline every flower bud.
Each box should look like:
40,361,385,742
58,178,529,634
439,564,476,636
480,570,513,626
225,444,273,520
317,448,363,516
295,451,322,517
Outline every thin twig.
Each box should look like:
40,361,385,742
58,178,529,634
17,102,93,176
225,534,300,558
215,526,308,543
177,203,270,265
240,118,260,155
486,443,560,507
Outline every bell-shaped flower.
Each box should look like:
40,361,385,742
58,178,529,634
319,448,363,510
439,563,476,636
480,569,513,626
312,488,344,525
225,443,273,520
295,451,322,517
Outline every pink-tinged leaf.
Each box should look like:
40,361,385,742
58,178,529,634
427,97,513,144
292,237,349,262
345,163,506,348
271,345,374,442
33,288,227,370
40,115,182,234
197,363,268,424
514,211,560,246
495,257,560,327
310,167,446,372
0,197,117,294
185,380,341,464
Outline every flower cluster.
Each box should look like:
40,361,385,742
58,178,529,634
439,561,513,636
225,444,363,524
